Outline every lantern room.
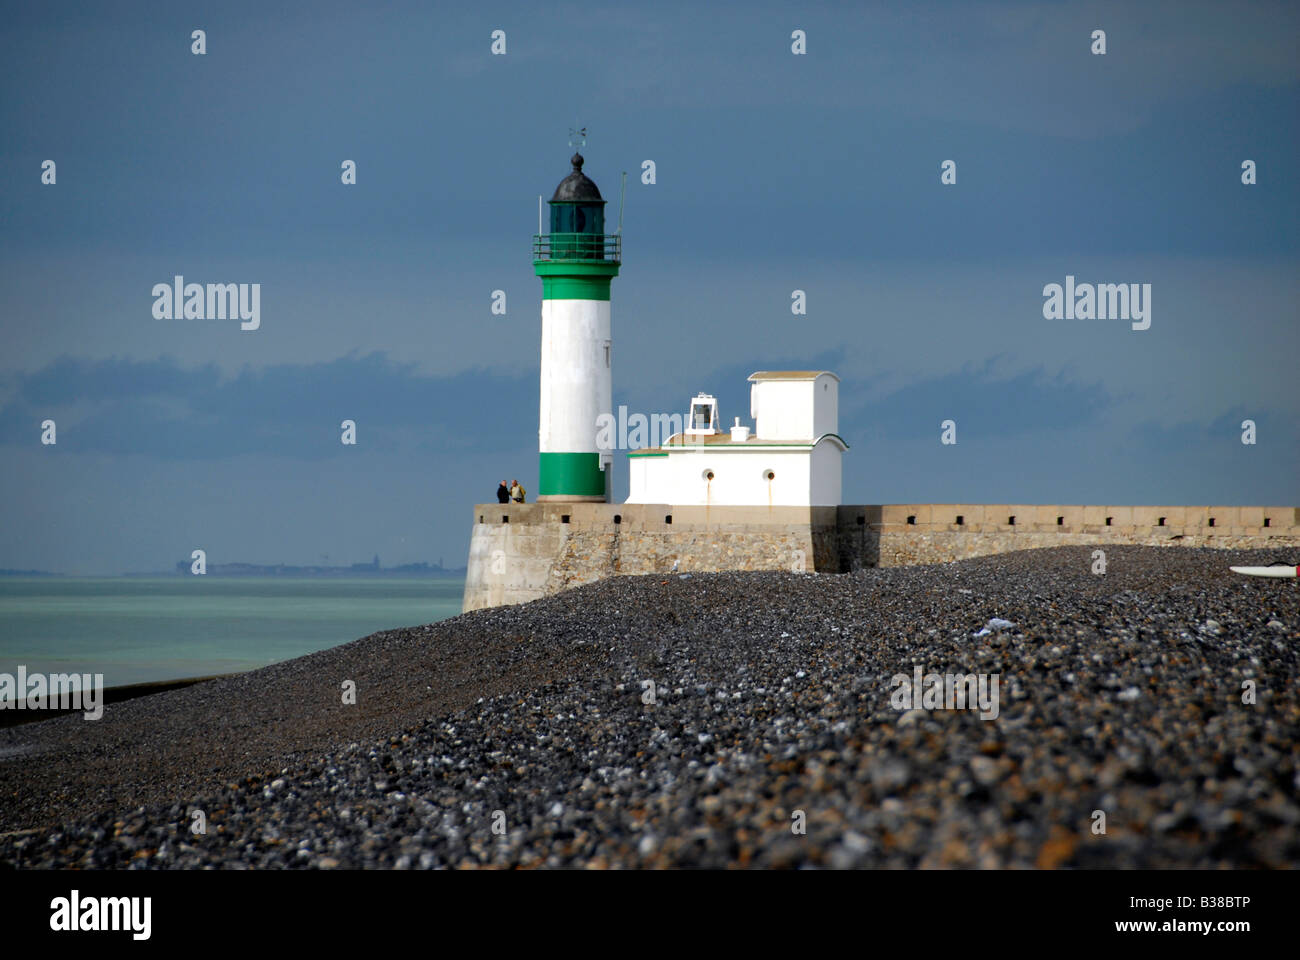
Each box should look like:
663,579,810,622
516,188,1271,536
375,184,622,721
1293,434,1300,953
547,153,607,260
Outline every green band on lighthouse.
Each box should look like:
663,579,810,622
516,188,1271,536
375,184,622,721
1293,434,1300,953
539,452,606,497
534,261,619,301
540,276,610,300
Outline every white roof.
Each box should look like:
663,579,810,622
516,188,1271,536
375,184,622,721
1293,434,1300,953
747,370,839,382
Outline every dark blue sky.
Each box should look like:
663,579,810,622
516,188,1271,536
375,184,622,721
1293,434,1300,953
1,0,1296,573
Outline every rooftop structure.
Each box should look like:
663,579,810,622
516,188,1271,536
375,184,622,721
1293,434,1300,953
627,371,847,507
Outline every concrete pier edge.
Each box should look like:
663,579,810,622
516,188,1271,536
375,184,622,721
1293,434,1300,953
463,503,1300,612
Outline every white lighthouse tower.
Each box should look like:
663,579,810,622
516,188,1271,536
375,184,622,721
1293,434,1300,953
533,152,621,501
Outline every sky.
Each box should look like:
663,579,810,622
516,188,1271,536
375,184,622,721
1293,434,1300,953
1,0,1296,574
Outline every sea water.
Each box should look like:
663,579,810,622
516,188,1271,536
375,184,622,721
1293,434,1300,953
0,578,464,688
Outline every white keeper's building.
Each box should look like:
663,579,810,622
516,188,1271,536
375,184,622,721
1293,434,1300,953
626,371,848,507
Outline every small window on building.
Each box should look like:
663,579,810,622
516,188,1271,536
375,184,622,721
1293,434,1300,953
478,515,484,524
1157,517,1166,526
1208,517,1215,527
1056,516,1064,526
906,515,916,525
857,516,866,526
613,514,622,525
561,514,570,524
502,515,509,523
955,515,964,525
664,514,672,524
1105,517,1113,526
1264,517,1271,528
1008,516,1016,525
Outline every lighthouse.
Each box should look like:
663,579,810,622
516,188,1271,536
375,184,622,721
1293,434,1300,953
534,152,620,502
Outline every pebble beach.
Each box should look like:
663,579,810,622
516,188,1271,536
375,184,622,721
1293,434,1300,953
1,544,1296,869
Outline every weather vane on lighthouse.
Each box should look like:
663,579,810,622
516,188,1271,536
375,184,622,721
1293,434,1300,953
569,126,587,150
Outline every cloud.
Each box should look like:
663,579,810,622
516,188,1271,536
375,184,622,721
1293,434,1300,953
848,358,1113,440
0,353,536,459
1129,405,1300,458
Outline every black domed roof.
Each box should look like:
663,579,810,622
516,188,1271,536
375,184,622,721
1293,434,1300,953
551,153,604,203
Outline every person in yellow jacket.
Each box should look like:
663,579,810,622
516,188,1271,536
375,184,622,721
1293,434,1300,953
510,480,526,503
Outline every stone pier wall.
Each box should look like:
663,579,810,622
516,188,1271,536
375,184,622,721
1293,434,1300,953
462,503,1300,612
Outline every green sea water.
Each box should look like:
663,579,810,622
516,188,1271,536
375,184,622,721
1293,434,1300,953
0,578,464,688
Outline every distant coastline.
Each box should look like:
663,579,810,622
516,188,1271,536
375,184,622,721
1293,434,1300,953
170,560,466,578
0,563,466,579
